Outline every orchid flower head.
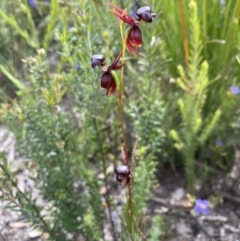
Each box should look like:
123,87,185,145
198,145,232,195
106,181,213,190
91,52,124,95
91,54,106,69
108,3,155,54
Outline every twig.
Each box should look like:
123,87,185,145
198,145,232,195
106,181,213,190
218,191,240,204
0,163,52,236
195,161,223,176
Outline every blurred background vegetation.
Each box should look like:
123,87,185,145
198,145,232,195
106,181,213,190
0,0,240,240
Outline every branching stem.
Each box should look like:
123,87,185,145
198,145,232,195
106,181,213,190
0,163,52,236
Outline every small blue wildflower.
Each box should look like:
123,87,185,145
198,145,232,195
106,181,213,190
230,85,240,95
216,139,223,146
29,0,37,8
194,199,209,215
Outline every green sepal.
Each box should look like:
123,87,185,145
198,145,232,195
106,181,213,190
110,70,120,92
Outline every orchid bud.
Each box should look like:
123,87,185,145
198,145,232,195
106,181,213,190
136,6,156,23
91,54,106,68
115,165,130,177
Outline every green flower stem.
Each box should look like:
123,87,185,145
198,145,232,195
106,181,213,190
224,0,240,62
0,9,38,48
118,22,128,165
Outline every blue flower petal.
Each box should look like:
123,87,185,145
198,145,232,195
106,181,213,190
29,0,37,8
216,140,223,146
194,199,209,215
230,85,240,95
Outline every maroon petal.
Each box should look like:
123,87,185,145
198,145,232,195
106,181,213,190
126,176,131,184
101,72,116,95
107,51,124,71
112,63,124,70
106,82,116,95
109,3,135,26
108,3,124,15
126,26,142,54
101,72,113,88
129,26,142,47
126,34,137,54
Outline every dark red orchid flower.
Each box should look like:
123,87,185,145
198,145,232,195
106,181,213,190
109,3,155,54
115,165,131,184
91,52,123,95
109,3,141,54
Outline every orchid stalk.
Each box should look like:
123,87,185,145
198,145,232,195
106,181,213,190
90,3,156,239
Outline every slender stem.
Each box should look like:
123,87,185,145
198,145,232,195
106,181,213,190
202,0,207,57
178,0,189,67
118,22,129,165
117,21,146,240
118,18,133,228
221,0,233,39
224,0,240,62
220,0,240,77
